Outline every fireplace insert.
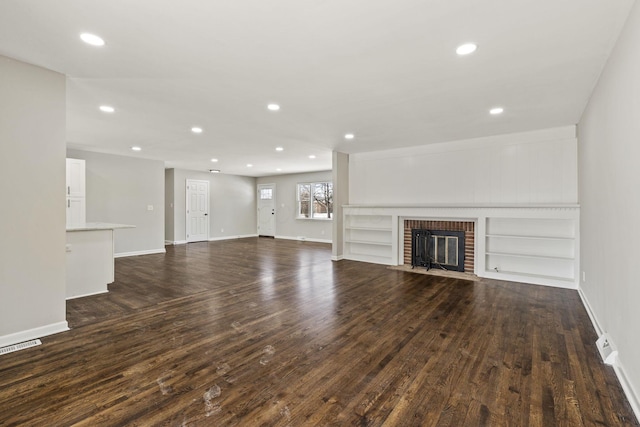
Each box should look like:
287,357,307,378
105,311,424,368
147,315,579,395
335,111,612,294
411,229,465,272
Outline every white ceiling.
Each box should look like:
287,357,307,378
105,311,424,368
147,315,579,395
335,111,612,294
0,0,634,177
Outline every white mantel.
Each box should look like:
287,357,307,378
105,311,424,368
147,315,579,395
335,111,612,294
342,204,580,289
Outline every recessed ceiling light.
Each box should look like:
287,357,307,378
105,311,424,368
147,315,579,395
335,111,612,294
267,104,280,111
131,146,142,151
210,158,218,163
309,155,316,159
275,147,284,152
191,127,203,134
247,163,253,168
490,107,504,115
80,33,105,46
344,133,355,140
276,168,282,172
456,43,477,56
99,105,115,113
209,169,220,173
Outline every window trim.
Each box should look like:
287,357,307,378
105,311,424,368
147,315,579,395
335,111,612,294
296,181,333,220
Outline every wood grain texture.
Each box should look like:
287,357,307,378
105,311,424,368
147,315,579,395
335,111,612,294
0,237,636,426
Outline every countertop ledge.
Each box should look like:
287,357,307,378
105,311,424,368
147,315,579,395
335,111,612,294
66,222,136,231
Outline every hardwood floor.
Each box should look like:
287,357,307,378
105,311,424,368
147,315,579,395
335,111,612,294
1,238,637,426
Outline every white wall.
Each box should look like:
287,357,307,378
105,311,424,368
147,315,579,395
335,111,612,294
257,170,333,243
167,169,256,242
578,0,640,416
0,56,68,345
349,126,577,205
66,149,165,256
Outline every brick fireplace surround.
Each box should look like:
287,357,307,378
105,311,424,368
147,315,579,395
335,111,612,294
403,220,475,272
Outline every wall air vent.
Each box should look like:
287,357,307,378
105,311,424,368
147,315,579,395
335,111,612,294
0,339,42,356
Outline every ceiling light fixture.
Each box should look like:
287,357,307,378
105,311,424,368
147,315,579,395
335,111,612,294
267,104,280,111
191,127,203,134
209,169,220,173
276,168,282,172
490,107,504,115
131,146,142,151
99,105,115,113
456,43,477,55
344,133,355,140
247,163,253,168
80,33,105,46
210,158,219,162
275,147,284,152
309,155,316,159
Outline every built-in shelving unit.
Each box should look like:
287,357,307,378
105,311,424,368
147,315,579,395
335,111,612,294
341,204,579,289
344,213,395,265
484,217,577,286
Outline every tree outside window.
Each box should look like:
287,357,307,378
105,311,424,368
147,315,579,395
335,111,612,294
297,182,333,219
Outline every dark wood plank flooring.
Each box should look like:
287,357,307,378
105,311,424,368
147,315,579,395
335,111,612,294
0,238,637,426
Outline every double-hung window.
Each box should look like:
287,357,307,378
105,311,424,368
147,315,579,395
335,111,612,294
297,182,333,219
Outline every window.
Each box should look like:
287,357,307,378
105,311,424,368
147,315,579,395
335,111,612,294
297,182,333,219
260,188,273,200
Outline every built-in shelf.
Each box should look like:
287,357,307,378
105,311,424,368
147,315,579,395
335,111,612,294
485,216,578,285
341,205,579,289
345,239,392,247
485,234,574,241
486,251,574,261
347,226,392,232
344,211,395,265
484,269,576,283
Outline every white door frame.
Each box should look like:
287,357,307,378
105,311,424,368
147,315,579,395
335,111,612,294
257,183,276,237
186,179,210,242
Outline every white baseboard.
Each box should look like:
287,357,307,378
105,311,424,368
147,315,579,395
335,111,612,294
114,248,166,258
578,287,640,422
0,321,69,348
170,240,188,245
66,290,109,301
577,287,603,337
209,234,258,242
164,240,175,245
331,255,344,261
481,270,577,290
613,360,640,423
276,235,332,244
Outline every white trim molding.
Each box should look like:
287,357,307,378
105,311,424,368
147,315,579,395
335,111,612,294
65,290,109,301
578,287,640,421
331,255,344,261
276,235,332,244
115,248,166,258
167,240,188,245
208,234,259,242
0,321,69,348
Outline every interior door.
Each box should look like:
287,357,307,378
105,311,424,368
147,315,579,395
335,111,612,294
257,183,276,237
186,179,209,242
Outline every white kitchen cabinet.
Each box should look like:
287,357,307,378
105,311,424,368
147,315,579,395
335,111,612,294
66,197,86,226
66,158,86,227
66,158,85,197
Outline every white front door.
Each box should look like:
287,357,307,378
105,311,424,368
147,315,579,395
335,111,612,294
257,184,276,237
186,179,209,242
